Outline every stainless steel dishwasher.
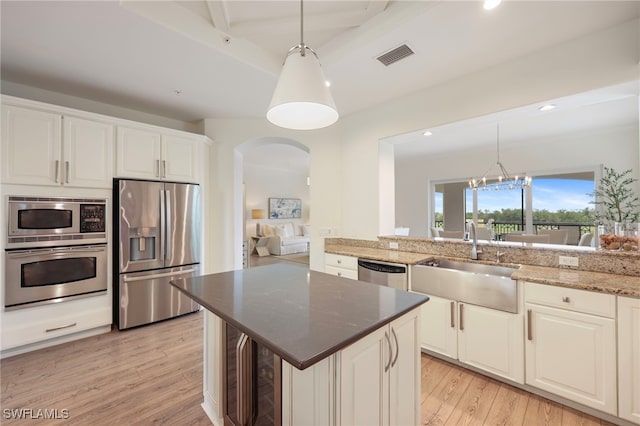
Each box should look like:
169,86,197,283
357,259,408,291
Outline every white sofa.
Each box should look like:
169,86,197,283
262,222,310,255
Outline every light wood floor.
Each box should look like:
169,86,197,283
1,310,616,426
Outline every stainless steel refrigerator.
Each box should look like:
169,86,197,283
113,179,201,330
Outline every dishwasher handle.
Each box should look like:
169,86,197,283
357,259,406,274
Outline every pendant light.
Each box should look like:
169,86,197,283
267,0,339,130
469,124,532,191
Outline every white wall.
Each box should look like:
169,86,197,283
202,119,342,273
203,18,638,272
395,125,639,237
338,18,639,240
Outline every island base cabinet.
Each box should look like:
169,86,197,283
525,303,616,415
337,308,420,426
618,297,640,424
282,356,333,426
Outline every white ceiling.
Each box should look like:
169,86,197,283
1,1,638,169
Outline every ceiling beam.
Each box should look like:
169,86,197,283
120,0,281,75
205,0,230,33
227,8,384,37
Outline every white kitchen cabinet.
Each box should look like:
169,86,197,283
618,296,640,424
116,126,200,183
418,294,458,358
0,293,112,356
282,356,333,426
417,293,524,383
525,282,617,415
324,253,358,280
338,308,420,426
62,116,114,188
2,105,113,188
458,302,524,383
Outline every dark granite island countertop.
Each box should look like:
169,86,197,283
170,262,429,370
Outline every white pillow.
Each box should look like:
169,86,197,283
284,223,295,237
301,224,311,236
262,224,274,236
274,225,287,237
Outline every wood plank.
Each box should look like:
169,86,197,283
443,374,501,426
482,383,530,425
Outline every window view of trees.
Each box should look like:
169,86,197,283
435,171,596,243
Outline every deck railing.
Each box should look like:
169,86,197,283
434,221,595,245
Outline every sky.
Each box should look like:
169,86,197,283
434,178,595,214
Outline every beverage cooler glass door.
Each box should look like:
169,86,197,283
223,323,281,426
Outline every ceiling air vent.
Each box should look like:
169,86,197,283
376,44,414,66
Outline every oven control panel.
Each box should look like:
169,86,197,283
80,204,106,233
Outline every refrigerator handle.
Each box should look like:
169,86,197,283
159,189,166,262
165,190,172,262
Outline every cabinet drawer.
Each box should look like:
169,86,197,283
325,253,357,270
1,305,111,351
325,265,358,280
524,282,615,318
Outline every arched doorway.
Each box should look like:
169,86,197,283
236,138,310,266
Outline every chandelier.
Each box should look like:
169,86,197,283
468,124,532,191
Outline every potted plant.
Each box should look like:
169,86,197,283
589,166,640,250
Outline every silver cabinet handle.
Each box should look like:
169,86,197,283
384,331,392,373
337,272,342,277
65,161,70,183
459,303,464,331
527,309,533,341
450,301,456,328
156,159,161,177
562,296,571,303
46,322,76,333
54,160,60,182
162,160,167,178
337,259,342,264
236,334,251,425
391,328,399,368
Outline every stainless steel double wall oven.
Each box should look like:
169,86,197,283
5,196,108,310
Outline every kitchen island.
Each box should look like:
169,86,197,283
171,262,429,425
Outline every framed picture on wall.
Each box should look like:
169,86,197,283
269,198,302,219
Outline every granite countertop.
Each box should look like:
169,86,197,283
325,245,433,265
513,265,640,297
326,244,640,298
170,263,429,370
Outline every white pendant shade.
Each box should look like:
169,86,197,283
267,50,339,130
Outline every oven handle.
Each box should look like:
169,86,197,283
7,245,107,258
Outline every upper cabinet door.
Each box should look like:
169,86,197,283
116,126,162,180
162,134,200,183
2,105,62,186
63,116,114,188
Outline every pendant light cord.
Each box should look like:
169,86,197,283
300,0,306,56
496,124,500,166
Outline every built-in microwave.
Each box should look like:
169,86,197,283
7,196,107,248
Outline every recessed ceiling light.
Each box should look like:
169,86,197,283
325,80,331,88
483,0,502,10
538,104,556,111
423,130,433,136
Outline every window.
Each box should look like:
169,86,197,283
436,170,596,244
